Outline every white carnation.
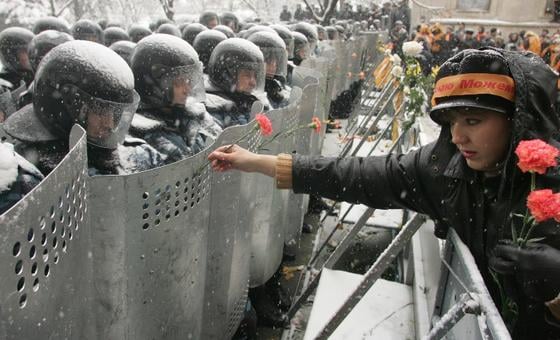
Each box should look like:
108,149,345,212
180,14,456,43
391,65,403,78
391,53,402,66
403,86,411,95
402,41,424,57
384,49,392,56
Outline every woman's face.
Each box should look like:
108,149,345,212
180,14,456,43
445,107,512,173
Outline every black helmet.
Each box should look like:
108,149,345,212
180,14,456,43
182,23,208,45
32,16,71,34
33,40,139,148
292,22,318,51
128,24,152,43
71,19,104,44
103,27,130,46
248,31,287,79
106,21,123,29
213,25,235,38
291,31,309,64
110,40,136,66
220,12,240,33
156,23,182,37
199,11,219,29
325,26,339,40
151,18,173,31
243,25,276,39
315,24,326,41
98,19,108,30
131,34,205,108
28,30,74,72
0,27,34,72
208,38,265,95
193,30,227,73
270,24,294,59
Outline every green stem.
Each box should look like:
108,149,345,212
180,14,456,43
258,123,313,150
522,219,537,246
530,172,536,191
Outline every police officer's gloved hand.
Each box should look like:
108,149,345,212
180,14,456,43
489,241,560,303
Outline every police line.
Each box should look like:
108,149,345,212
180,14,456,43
0,32,382,340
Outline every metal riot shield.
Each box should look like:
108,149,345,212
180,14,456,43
316,41,338,103
89,146,211,339
202,123,257,340
359,32,381,70
246,106,289,287
284,76,321,257
0,125,94,339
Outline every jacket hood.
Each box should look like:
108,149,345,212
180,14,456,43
432,47,560,165
488,47,560,144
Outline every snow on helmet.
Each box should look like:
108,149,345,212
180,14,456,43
28,30,73,72
193,30,227,73
103,27,130,47
72,19,104,44
132,34,205,107
32,16,71,34
248,31,288,78
208,38,265,95
33,40,139,149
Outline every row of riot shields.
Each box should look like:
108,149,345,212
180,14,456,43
0,34,379,339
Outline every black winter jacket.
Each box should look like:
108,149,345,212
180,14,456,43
291,48,560,339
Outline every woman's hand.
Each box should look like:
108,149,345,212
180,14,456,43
207,144,277,177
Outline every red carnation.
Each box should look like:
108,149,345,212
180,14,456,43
255,113,273,136
527,189,560,222
515,139,559,174
310,117,321,133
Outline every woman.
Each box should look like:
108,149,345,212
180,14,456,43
208,48,560,339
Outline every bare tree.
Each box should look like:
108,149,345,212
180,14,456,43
159,0,175,20
303,0,338,25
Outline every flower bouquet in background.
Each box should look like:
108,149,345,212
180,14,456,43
491,139,560,328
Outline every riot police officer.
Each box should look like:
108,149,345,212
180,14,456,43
71,19,104,44
18,29,74,108
205,38,268,128
103,27,130,46
248,32,290,109
32,16,71,35
3,40,163,175
0,27,34,89
130,34,221,164
192,30,228,74
128,24,152,43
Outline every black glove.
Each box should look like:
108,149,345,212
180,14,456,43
489,241,560,303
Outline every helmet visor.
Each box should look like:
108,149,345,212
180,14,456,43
260,47,288,78
65,85,140,149
157,62,206,105
285,38,295,59
232,61,265,95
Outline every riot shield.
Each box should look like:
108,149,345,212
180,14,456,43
0,125,94,339
202,123,256,340
89,145,211,339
